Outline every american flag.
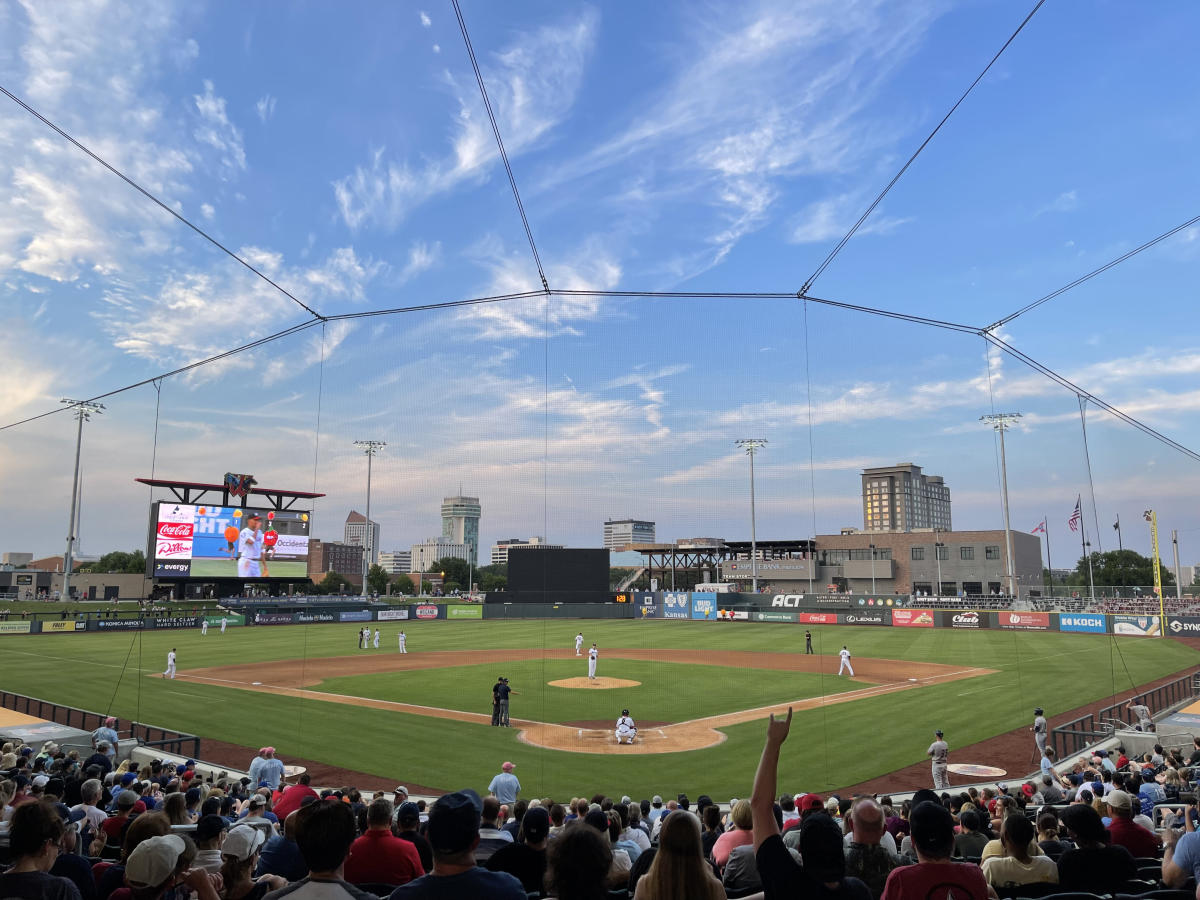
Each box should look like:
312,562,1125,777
1068,497,1083,532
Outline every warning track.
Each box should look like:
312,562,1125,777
174,649,993,755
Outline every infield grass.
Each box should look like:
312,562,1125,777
0,618,1197,800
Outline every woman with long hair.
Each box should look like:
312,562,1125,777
634,811,725,900
547,823,612,900
162,792,190,826
981,813,1059,888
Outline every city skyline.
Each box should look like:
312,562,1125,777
1,3,1198,568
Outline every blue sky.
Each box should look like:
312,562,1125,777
2,0,1199,569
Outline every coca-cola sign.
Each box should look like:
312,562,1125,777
157,522,194,539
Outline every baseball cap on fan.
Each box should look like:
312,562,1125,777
428,789,483,854
126,834,188,888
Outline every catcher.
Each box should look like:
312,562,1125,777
615,709,637,745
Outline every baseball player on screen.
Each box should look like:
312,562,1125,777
237,513,266,578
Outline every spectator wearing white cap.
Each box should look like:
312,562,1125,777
222,824,287,899
125,833,221,900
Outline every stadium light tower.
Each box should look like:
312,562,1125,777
61,399,104,603
354,441,386,598
981,413,1021,597
735,439,767,593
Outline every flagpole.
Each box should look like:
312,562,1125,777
1115,513,1123,552
1043,517,1053,598
1081,520,1095,600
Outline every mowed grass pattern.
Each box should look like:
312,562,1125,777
0,618,1196,799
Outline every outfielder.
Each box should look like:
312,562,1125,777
236,513,266,578
162,648,177,680
616,709,637,745
373,628,380,650
837,645,854,676
201,619,208,636
398,631,407,653
588,644,598,680
575,632,584,656
928,729,949,789
220,616,228,634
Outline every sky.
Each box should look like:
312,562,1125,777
1,0,1199,571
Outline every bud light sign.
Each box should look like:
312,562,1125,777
691,594,717,620
1059,613,1105,634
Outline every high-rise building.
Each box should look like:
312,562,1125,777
861,463,951,533
307,540,364,585
604,519,656,549
410,538,471,573
376,551,412,575
490,537,563,566
343,511,381,565
441,495,481,564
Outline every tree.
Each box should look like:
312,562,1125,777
390,574,414,595
78,550,147,574
430,557,471,590
1070,549,1175,588
316,572,353,594
367,564,389,596
479,571,506,591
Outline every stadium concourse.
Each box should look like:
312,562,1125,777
3,680,1200,900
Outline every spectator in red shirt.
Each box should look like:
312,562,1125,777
343,798,424,887
1104,790,1160,858
272,774,319,821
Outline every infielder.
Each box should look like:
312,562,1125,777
236,513,265,578
616,709,637,745
928,728,949,789
837,645,854,676
588,643,598,680
398,631,407,653
162,648,177,680
575,632,584,656
373,629,380,650
201,619,208,636
220,616,228,634
1032,707,1048,763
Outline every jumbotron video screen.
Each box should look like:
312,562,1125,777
149,502,311,579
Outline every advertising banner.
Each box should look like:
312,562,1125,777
377,609,410,621
15,573,33,585
891,609,935,628
754,610,798,623
768,594,850,609
717,609,749,620
1059,613,1106,634
42,621,78,632
297,611,338,623
0,621,33,634
996,611,1050,631
253,612,295,625
96,618,145,630
839,611,890,626
634,592,656,606
691,593,717,620
415,605,440,620
338,610,372,622
1113,615,1161,637
637,604,658,619
153,616,202,629
797,612,838,625
662,592,690,619
447,605,483,619
941,610,982,629
203,614,244,627
1167,616,1200,636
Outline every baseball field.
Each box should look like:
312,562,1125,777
1,618,1197,799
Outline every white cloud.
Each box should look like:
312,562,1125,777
433,43,441,54
200,202,215,220
399,241,440,282
1035,190,1078,217
255,94,277,123
789,192,912,244
193,80,246,174
333,9,598,229
419,11,431,27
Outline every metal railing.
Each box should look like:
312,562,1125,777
1051,671,1198,758
0,690,200,759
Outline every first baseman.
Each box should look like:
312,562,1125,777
837,645,854,676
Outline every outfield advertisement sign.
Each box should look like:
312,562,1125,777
42,621,78,632
203,614,244,626
755,610,798,623
1059,613,1106,634
253,612,295,625
153,616,202,629
941,610,983,629
691,594,717,620
996,611,1050,631
1113,615,1161,636
338,610,372,622
891,609,935,628
447,605,483,619
839,611,889,626
0,621,33,634
415,605,440,620
638,604,658,619
662,593,690,619
1168,616,1200,635
297,612,337,623
377,609,410,621
717,608,748,620
797,612,837,624
95,618,145,630
634,593,656,606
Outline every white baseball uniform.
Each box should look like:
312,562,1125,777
588,646,598,679
236,527,264,578
201,620,208,636
616,715,637,744
838,647,854,676
398,632,407,653
163,650,177,679
220,617,227,633
575,633,584,656
373,629,380,649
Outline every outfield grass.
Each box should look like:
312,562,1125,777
0,619,1197,800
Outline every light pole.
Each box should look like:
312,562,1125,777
981,413,1021,597
935,534,944,598
869,543,876,594
61,399,104,603
735,439,767,593
354,440,386,598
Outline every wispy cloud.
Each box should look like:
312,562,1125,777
789,192,912,243
193,80,246,174
255,93,277,123
419,11,432,28
1035,190,1078,217
399,241,440,282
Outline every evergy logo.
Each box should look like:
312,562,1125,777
771,595,803,608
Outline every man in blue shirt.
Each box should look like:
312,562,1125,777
487,761,520,805
259,747,285,790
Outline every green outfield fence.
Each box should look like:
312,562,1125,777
1049,672,1199,759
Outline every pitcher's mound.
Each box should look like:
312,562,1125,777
549,677,641,689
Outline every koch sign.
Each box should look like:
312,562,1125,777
1059,613,1106,634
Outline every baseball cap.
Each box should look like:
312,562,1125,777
394,785,409,796
195,814,229,842
223,824,267,861
522,806,551,841
909,801,955,857
248,794,268,808
427,789,482,854
799,793,824,812
799,813,846,881
185,787,201,804
1106,789,1132,811
397,801,420,823
501,761,515,771
121,772,138,786
652,795,663,805
126,834,187,887
1142,768,1156,782
935,729,944,736
584,809,609,831
32,774,49,788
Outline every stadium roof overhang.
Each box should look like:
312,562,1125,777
135,478,325,511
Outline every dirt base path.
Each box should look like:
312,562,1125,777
173,648,993,755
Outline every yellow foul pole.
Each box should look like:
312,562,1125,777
1148,510,1165,637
